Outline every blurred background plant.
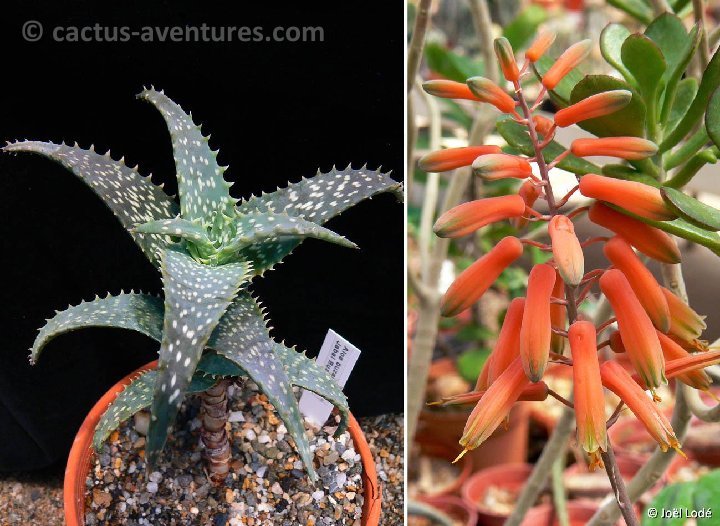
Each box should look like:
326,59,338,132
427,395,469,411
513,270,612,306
407,1,720,525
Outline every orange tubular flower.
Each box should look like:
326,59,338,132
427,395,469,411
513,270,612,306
495,37,520,82
526,32,557,63
603,236,670,333
662,287,707,342
441,237,524,317
433,382,549,407
542,39,592,90
554,90,632,128
475,354,493,391
601,361,683,455
473,153,533,180
520,263,556,382
599,269,666,390
488,298,526,382
588,203,681,264
423,79,481,101
609,330,626,353
571,137,658,160
656,331,712,391
551,271,567,354
434,195,526,238
549,215,584,286
580,174,676,221
663,350,720,381
569,321,607,469
514,180,541,229
466,77,517,114
458,357,530,459
533,115,554,137
418,145,502,173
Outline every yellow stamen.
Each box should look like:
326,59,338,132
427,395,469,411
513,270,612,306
453,448,469,464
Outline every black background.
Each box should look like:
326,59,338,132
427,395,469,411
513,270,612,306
0,1,402,470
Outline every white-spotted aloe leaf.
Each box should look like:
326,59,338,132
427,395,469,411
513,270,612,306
138,88,235,222
272,342,349,436
220,212,357,271
208,292,318,481
134,217,214,249
93,368,218,451
31,293,164,364
147,249,251,467
3,141,178,264
238,165,403,223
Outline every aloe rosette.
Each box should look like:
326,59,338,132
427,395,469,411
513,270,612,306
6,88,402,484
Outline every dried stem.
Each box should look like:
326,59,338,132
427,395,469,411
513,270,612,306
601,446,640,526
200,378,233,485
407,0,433,93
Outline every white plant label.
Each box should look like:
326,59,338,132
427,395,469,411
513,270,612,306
299,329,361,426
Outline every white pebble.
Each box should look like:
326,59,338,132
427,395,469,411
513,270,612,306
341,450,355,461
336,472,347,487
149,471,163,483
245,429,257,441
146,482,158,493
228,411,245,422
256,466,267,478
257,433,271,444
312,490,325,501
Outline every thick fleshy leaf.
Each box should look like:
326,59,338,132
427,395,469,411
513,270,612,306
661,187,720,231
693,470,720,515
705,86,720,150
3,141,178,263
601,164,660,187
197,350,245,377
621,34,666,109
606,0,652,24
645,481,695,526
272,342,349,436
599,24,634,84
31,293,164,364
237,165,402,224
93,368,218,451
532,56,584,107
134,218,214,249
661,45,720,151
425,42,484,83
608,204,720,257
147,249,251,467
496,118,600,175
138,88,235,222
220,212,357,271
208,292,318,481
668,78,699,132
570,75,646,138
502,5,547,50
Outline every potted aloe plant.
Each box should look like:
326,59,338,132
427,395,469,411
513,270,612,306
418,16,720,525
5,88,401,525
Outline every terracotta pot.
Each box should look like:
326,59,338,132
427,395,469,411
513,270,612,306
417,403,529,471
64,360,381,526
608,418,658,459
412,439,474,497
684,419,720,466
521,501,600,526
461,463,533,526
418,495,479,526
564,454,645,500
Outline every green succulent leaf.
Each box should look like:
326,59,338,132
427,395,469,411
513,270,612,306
661,187,720,231
209,292,318,481
197,350,245,377
496,118,600,175
644,481,695,526
532,56,583,108
609,205,720,256
668,78,699,132
3,141,178,264
601,164,660,187
621,34,666,109
147,249,251,468
31,292,164,364
705,86,720,150
502,5,548,50
93,368,218,451
606,0,652,24
134,217,214,249
139,88,235,222
425,42,484,83
272,342,349,436
692,469,720,516
661,44,720,151
600,23,634,84
570,75,646,138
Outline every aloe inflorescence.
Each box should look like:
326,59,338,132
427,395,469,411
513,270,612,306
5,88,402,484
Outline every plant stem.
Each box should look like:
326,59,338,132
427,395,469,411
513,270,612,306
200,378,232,485
468,0,499,84
693,0,710,70
407,0,433,93
552,454,570,526
601,446,640,526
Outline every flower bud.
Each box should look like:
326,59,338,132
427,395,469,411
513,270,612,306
533,115,555,137
554,90,632,128
423,79,481,101
603,236,670,333
526,32,557,63
473,153,533,180
663,350,720,381
418,145,502,173
599,269,666,390
432,382,549,407
513,180,541,229
542,39,592,90
549,215,584,286
488,298,526,382
441,236,524,317
494,37,520,82
520,263,557,382
601,361,683,455
466,77,517,113
571,137,658,160
551,270,567,354
588,203,681,264
656,330,712,391
569,321,607,469
434,195,526,238
580,174,676,221
662,287,707,342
